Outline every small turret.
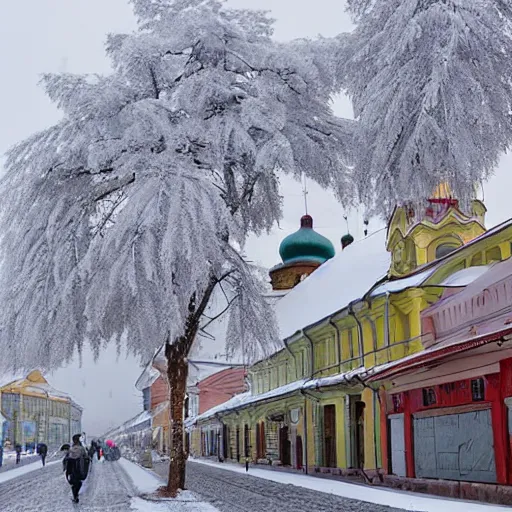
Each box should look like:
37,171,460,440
269,214,335,291
341,233,354,250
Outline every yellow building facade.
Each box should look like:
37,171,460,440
189,193,512,479
0,370,83,450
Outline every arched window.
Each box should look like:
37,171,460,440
435,243,459,259
471,252,483,266
485,246,501,263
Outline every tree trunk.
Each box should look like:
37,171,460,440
163,276,219,496
166,343,189,496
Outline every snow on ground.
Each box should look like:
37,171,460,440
0,456,219,511
119,458,220,511
119,457,162,494
131,494,219,511
190,459,509,512
0,459,59,484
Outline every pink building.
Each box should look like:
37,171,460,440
197,368,246,415
373,259,512,504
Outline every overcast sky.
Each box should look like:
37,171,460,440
1,0,512,435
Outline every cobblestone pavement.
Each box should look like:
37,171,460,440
0,457,136,511
153,461,411,512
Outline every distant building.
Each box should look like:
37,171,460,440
0,370,82,450
187,186,512,504
197,368,246,415
187,368,246,459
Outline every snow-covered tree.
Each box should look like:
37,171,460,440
342,0,512,216
0,0,352,494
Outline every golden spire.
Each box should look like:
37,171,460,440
431,182,453,200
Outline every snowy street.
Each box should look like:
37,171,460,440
0,458,138,511
153,460,510,512
154,461,406,512
0,456,509,512
0,457,219,512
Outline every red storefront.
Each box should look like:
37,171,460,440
373,258,512,502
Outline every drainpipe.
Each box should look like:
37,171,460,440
302,393,308,475
283,337,298,381
328,318,342,372
348,304,364,367
299,390,321,475
301,388,322,474
214,413,223,462
355,375,380,481
384,292,391,349
302,330,314,379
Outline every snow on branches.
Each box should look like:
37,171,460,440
343,0,512,217
0,0,352,373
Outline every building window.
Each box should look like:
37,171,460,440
485,246,502,264
435,243,459,259
370,319,378,351
392,394,402,413
471,252,483,266
142,387,151,411
471,378,485,402
422,388,437,406
348,329,354,359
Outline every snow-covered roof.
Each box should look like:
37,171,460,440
0,373,27,388
135,365,160,391
368,325,512,383
23,384,70,400
193,366,374,424
152,400,169,417
125,410,152,429
275,229,390,340
438,264,493,287
0,372,77,403
107,410,152,437
369,265,437,297
303,366,370,390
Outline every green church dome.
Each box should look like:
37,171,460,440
279,215,335,265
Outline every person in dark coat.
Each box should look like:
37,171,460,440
37,443,48,466
63,434,90,504
15,443,22,464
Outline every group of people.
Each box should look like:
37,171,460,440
61,435,121,503
0,434,120,503
1,442,48,466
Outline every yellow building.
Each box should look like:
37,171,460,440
0,370,83,450
189,191,512,480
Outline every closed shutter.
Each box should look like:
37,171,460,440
414,409,496,483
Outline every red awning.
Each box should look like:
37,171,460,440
367,326,512,383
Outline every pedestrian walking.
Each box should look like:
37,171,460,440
15,443,21,464
88,440,95,460
63,434,90,504
37,442,48,467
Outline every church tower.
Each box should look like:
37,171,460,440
269,214,335,291
386,183,487,277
